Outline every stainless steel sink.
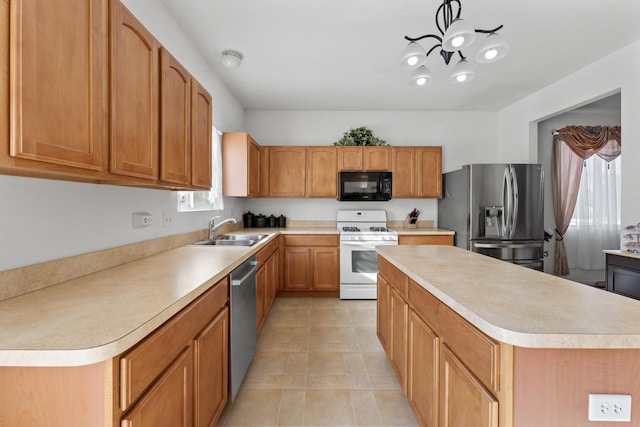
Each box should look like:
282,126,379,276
190,234,268,247
214,234,268,241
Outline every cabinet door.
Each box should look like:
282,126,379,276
111,0,159,180
9,0,106,171
121,347,194,427
269,249,280,305
364,147,391,171
283,247,311,290
256,264,267,332
248,137,261,197
408,311,439,427
191,79,212,189
390,287,408,393
160,48,191,186
307,147,337,198
416,147,442,198
311,247,339,290
440,345,498,427
337,146,363,171
392,147,416,198
268,147,306,197
377,275,391,355
194,307,228,427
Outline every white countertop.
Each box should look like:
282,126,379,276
0,235,278,367
377,245,640,349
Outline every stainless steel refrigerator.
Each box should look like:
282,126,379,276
438,164,544,270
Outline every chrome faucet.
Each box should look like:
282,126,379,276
209,217,238,239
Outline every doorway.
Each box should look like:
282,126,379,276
537,93,621,284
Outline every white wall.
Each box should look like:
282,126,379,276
0,0,245,271
497,40,640,243
537,109,621,280
244,110,497,223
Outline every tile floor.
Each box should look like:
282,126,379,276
218,297,419,427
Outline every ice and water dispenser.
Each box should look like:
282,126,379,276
480,206,504,237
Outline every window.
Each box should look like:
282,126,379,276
177,127,224,212
565,155,621,270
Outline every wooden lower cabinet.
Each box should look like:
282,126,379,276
377,275,390,354
121,347,194,427
390,287,408,393
440,345,498,427
282,235,339,294
377,256,509,427
256,238,281,334
408,311,439,427
194,307,228,427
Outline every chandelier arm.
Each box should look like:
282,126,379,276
450,0,462,20
404,34,443,43
474,25,504,34
426,44,442,57
435,2,447,35
457,51,466,61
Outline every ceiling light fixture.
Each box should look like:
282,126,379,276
221,50,244,69
401,0,508,86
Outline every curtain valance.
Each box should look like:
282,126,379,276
553,125,621,162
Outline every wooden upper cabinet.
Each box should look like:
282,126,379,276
110,0,160,180
9,0,107,171
392,147,416,198
160,48,191,186
337,147,391,171
337,146,363,171
191,79,213,189
268,146,306,197
222,132,260,197
364,147,391,170
337,146,391,171
391,146,442,198
307,147,337,198
416,147,442,198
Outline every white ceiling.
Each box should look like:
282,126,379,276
160,0,640,111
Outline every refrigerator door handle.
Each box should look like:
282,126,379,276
510,166,519,239
473,242,541,249
502,167,512,238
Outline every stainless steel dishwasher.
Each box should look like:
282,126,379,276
229,255,258,401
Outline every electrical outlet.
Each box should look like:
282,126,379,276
132,212,153,228
589,394,631,422
162,210,173,227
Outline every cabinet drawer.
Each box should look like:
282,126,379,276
120,278,228,411
256,239,276,264
398,235,453,245
409,279,500,394
378,256,408,298
283,234,338,247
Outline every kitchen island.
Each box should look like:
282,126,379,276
377,245,640,427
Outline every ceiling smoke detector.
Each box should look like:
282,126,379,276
221,50,243,69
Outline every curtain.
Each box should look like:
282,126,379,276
551,125,621,275
565,155,621,270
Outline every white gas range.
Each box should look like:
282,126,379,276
337,210,398,299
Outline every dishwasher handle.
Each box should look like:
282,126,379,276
231,261,259,286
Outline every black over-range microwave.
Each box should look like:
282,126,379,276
338,171,392,201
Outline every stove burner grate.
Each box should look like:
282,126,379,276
369,226,390,232
342,226,361,232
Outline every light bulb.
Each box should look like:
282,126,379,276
484,49,498,60
416,77,427,86
407,56,419,66
452,36,465,48
456,74,467,83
